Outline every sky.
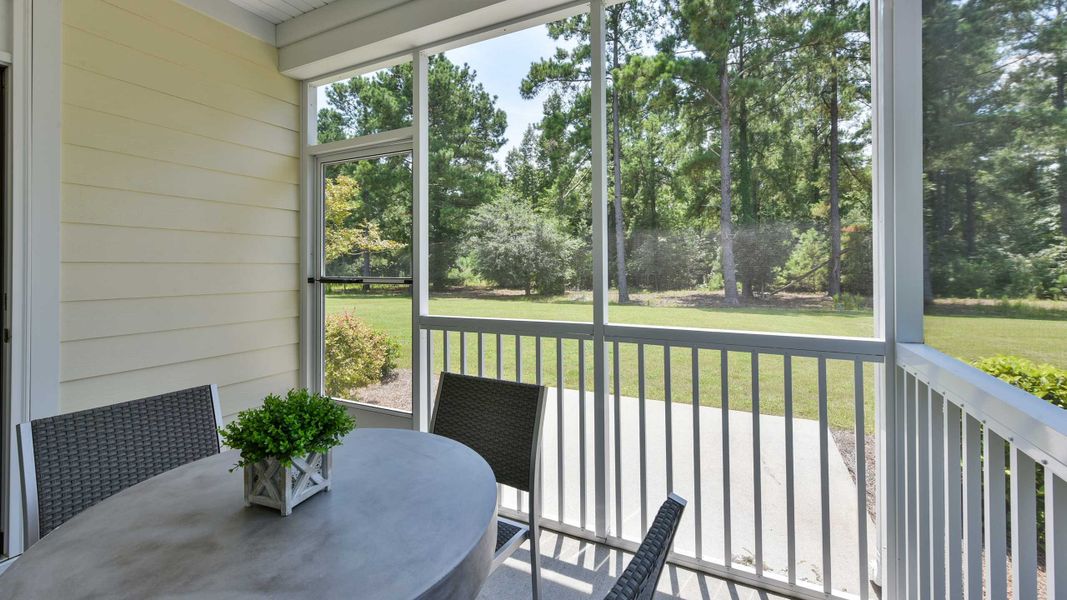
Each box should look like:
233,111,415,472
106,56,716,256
317,24,565,167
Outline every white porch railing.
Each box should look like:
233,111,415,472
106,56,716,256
419,316,885,600
415,319,1067,599
895,343,1067,600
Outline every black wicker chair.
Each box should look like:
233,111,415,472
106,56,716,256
431,372,548,600
17,384,222,547
605,494,688,600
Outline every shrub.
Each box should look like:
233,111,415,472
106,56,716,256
628,228,715,291
778,227,828,293
325,312,400,399
841,224,873,296
219,388,355,469
733,222,794,296
468,196,581,295
973,355,1067,410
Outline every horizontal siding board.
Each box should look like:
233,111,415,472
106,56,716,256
62,184,299,237
62,292,299,342
61,223,299,264
62,263,298,301
60,0,302,415
100,0,280,70
220,371,302,418
65,0,297,104
64,27,297,130
63,146,298,211
64,105,299,184
59,345,299,413
62,318,298,381
63,66,298,157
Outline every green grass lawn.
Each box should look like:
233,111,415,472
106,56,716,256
326,294,1067,431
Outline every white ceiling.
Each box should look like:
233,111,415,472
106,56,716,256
227,0,342,25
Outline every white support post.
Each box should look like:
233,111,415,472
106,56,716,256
300,82,321,394
411,51,430,432
873,0,924,595
589,0,609,539
4,0,62,559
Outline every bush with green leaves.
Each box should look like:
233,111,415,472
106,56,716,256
779,227,829,293
468,196,581,295
628,229,715,291
325,312,400,399
220,389,355,469
973,355,1067,410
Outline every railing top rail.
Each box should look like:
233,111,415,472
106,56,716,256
897,342,1067,480
604,323,886,361
418,315,594,339
420,315,886,360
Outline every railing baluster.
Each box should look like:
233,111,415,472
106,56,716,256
496,333,503,379
854,360,868,600
944,398,963,600
692,347,703,560
638,343,648,534
515,335,522,509
751,352,763,577
536,336,543,511
905,373,918,599
983,428,1007,600
817,357,831,594
578,339,588,530
477,333,484,377
1048,469,1067,599
784,354,796,586
535,336,542,386
917,382,931,597
515,335,522,383
1009,445,1037,600
556,337,565,524
426,330,434,412
460,331,467,375
929,388,945,600
442,330,450,373
721,350,731,567
613,341,623,538
962,413,982,600
664,346,673,495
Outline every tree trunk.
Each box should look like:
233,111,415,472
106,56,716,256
611,11,629,303
964,175,977,257
738,43,754,300
719,62,738,305
827,2,842,298
1057,58,1066,236
362,223,372,292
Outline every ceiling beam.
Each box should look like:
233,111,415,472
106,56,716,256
177,0,277,45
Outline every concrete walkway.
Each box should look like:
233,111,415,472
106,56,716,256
499,388,876,598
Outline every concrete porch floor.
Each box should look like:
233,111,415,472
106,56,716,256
479,528,793,599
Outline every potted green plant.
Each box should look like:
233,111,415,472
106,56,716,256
220,389,356,516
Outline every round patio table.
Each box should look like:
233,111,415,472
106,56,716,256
0,428,498,600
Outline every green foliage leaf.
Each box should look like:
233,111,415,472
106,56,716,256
219,389,356,469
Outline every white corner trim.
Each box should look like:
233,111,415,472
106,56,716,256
4,0,63,559
176,0,277,46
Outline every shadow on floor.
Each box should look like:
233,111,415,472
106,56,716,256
478,529,792,599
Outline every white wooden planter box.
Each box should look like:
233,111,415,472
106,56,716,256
243,450,333,516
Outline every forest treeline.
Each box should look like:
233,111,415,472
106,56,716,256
318,0,1067,304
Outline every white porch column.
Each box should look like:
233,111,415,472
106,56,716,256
589,0,609,539
411,50,431,431
873,0,924,596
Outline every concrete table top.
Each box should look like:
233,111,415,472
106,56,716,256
0,428,498,600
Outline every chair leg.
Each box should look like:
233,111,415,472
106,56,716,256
529,524,542,600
